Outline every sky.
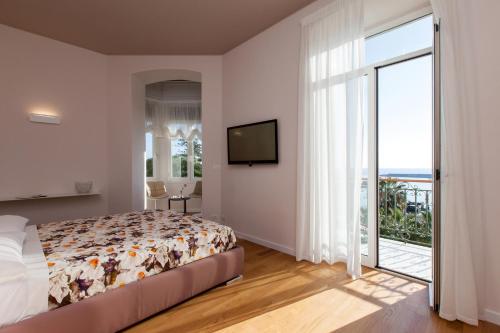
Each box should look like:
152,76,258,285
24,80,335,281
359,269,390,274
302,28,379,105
365,15,433,171
146,132,153,159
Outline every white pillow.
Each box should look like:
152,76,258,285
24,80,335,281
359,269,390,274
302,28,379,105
0,215,29,233
0,231,26,260
0,231,27,284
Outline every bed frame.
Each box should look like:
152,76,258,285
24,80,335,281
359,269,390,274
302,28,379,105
0,246,244,333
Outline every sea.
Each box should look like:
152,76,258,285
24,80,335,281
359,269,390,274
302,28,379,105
361,168,433,206
360,168,433,251
378,168,432,190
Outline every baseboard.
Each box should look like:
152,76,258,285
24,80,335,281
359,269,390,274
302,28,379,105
234,230,295,257
482,308,500,325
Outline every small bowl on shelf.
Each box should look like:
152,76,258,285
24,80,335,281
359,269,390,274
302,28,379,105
75,181,93,194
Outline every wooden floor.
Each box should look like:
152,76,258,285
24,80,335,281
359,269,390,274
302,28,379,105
125,240,500,333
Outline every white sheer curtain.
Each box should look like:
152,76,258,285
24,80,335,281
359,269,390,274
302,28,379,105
297,0,365,278
431,0,482,325
145,99,202,140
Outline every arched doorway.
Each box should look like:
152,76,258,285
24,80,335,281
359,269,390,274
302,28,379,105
131,69,202,215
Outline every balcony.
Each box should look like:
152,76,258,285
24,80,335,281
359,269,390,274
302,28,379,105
379,177,432,243
379,237,432,280
361,177,433,281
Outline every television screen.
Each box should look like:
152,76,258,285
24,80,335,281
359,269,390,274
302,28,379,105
227,119,278,165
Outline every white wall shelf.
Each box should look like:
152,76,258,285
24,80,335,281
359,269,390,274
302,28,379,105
0,192,100,202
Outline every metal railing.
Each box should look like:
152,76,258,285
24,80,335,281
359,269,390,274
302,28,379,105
378,177,432,247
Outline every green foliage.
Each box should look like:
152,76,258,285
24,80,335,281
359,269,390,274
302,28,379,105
193,138,202,178
193,138,202,158
379,178,432,247
194,163,202,178
146,137,202,179
146,158,153,178
172,138,203,178
172,139,188,177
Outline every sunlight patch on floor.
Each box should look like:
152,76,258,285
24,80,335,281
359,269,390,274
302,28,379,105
343,271,426,305
215,287,380,333
215,271,426,333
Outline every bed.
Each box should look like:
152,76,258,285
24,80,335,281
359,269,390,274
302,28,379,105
0,210,244,333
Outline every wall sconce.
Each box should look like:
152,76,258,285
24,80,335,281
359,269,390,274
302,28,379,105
29,113,61,125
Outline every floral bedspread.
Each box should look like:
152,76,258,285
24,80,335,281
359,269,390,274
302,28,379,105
37,210,237,309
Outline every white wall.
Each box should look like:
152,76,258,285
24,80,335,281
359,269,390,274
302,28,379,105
468,0,500,322
107,57,223,221
221,0,430,254
0,24,109,224
222,0,500,323
0,25,223,224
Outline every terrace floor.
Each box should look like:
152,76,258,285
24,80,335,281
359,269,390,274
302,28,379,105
362,237,432,281
378,238,432,281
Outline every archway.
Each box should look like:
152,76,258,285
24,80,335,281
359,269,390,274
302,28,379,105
131,69,202,214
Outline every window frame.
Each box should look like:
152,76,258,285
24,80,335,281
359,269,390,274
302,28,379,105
364,6,432,39
169,137,190,181
168,136,203,182
374,52,434,282
145,131,157,180
191,136,203,181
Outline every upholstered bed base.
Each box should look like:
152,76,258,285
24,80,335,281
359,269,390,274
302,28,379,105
0,246,244,333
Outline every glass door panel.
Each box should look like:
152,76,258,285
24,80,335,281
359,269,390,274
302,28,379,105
377,54,433,281
361,72,377,268
361,75,369,257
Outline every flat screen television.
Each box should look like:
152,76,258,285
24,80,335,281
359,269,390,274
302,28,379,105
227,119,278,165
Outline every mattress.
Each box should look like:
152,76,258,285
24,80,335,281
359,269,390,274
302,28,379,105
37,210,237,309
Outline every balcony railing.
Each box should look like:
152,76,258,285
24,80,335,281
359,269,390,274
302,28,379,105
378,177,432,247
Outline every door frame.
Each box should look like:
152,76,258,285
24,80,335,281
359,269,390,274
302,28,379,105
432,20,441,311
360,47,433,270
360,9,440,310
374,51,433,283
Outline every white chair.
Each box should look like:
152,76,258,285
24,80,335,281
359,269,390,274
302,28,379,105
190,181,202,199
146,181,169,209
